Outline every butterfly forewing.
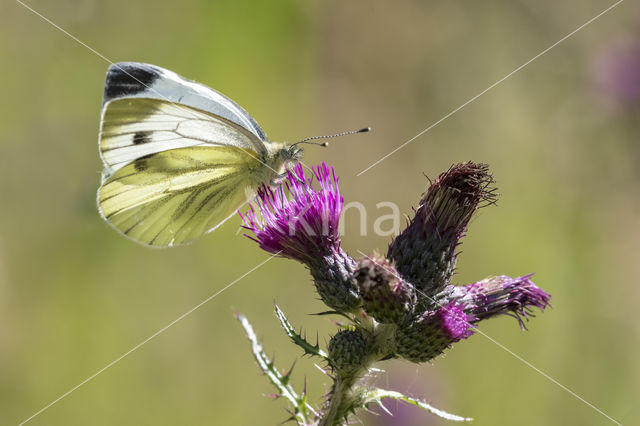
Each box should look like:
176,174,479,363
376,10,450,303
102,62,269,142
99,98,266,174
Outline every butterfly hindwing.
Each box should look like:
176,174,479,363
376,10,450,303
98,146,260,246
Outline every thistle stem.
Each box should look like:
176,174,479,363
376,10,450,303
319,371,365,426
320,322,396,426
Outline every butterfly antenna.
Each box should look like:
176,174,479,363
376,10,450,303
292,127,371,147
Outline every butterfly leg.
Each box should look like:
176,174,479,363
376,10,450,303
270,169,305,186
270,173,287,186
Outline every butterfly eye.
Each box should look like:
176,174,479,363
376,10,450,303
281,146,301,160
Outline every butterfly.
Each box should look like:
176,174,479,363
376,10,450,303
96,62,314,247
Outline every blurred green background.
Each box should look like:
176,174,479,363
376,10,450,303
2,0,638,425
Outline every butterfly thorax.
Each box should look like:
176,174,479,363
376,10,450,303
257,143,303,185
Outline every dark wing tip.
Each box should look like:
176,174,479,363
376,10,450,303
103,62,162,104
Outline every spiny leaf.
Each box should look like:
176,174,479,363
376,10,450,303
275,303,329,360
236,312,318,425
362,388,472,422
310,310,353,321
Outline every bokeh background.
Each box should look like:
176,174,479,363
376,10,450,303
1,0,638,425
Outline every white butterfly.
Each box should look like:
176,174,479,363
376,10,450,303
97,62,303,247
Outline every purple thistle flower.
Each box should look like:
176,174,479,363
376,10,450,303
240,163,341,263
446,274,552,330
241,163,361,312
436,303,475,341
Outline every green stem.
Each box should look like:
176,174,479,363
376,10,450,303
318,371,364,426
319,323,396,426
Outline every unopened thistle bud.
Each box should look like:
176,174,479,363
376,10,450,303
241,163,361,312
354,256,416,324
395,303,474,363
328,329,371,375
388,162,496,299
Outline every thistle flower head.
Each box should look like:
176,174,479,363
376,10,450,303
388,162,496,298
241,163,361,312
241,162,342,264
448,275,552,330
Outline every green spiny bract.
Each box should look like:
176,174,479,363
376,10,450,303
328,329,372,376
310,248,362,313
395,304,474,363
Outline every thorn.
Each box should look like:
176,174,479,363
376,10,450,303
377,400,393,415
314,363,330,376
283,361,296,382
264,393,282,399
279,412,296,425
329,319,342,327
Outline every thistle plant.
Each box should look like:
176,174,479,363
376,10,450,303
237,162,551,425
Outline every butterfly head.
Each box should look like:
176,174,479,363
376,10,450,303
282,138,328,168
283,144,304,162
265,144,304,179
